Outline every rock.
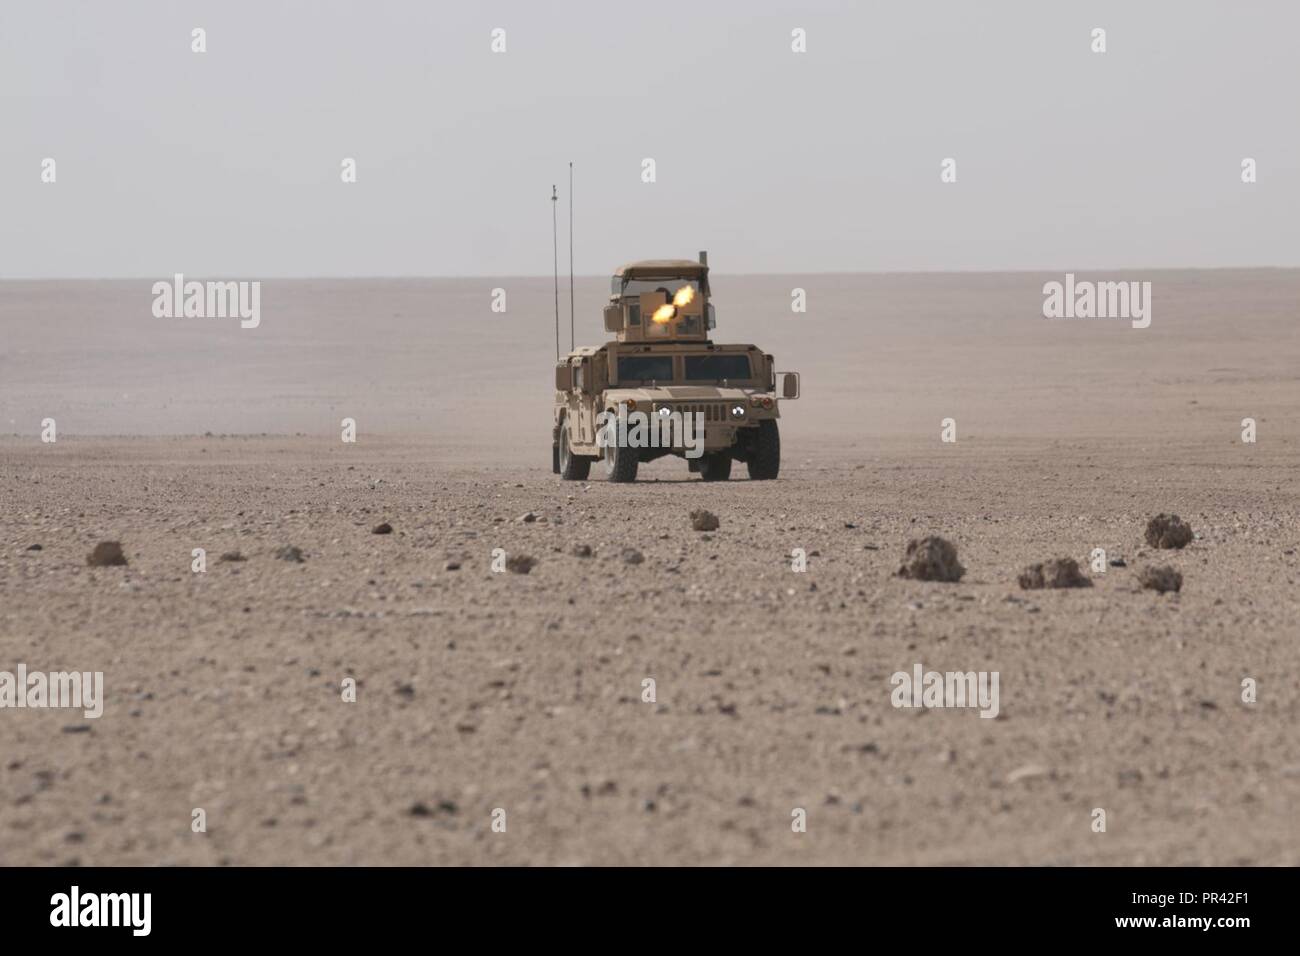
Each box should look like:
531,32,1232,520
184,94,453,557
1006,763,1050,785
275,545,304,563
372,522,393,535
1017,566,1044,589
444,560,462,571
219,551,246,562
690,509,720,532
1018,557,1092,590
622,548,644,565
1139,565,1182,593
506,554,536,574
26,543,42,551
87,541,127,567
1145,514,1193,549
1108,556,1127,568
518,512,539,523
897,536,964,582
571,544,593,558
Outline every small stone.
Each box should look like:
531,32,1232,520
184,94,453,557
219,551,246,562
372,522,393,535
1145,514,1193,549
26,543,42,551
506,554,536,574
1006,764,1050,784
87,541,127,567
444,560,461,571
622,548,644,565
897,536,964,582
690,509,720,532
1018,558,1091,589
1108,556,1127,568
275,545,304,563
518,512,539,523
571,544,593,558
1117,768,1144,787
1139,565,1182,593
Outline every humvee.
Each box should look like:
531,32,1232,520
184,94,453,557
552,252,799,482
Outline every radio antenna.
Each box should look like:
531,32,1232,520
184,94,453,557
568,162,575,351
551,184,559,361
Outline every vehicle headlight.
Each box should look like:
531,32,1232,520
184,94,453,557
730,404,746,419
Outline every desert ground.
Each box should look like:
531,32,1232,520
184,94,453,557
2,271,1298,865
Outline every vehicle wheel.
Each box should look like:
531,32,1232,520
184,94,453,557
699,453,732,481
603,433,639,483
558,418,590,480
746,420,780,480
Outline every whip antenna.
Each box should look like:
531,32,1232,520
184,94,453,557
552,184,559,361
568,162,575,351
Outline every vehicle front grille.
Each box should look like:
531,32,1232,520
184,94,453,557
673,402,729,423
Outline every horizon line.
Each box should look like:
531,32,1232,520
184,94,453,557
2,264,1298,282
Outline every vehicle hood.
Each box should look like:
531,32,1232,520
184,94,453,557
604,385,754,403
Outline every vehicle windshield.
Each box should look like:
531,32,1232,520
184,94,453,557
683,354,753,383
616,277,702,300
617,355,674,383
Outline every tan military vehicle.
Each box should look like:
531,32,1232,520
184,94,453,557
552,252,800,482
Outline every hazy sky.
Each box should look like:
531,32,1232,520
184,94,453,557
3,0,1297,278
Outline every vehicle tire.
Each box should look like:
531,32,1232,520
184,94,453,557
603,433,639,483
558,418,590,480
699,453,732,481
746,420,780,480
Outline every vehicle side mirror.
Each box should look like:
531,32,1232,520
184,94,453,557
779,371,800,399
603,305,623,333
555,364,574,391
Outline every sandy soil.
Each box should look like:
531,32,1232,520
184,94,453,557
2,272,1299,865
